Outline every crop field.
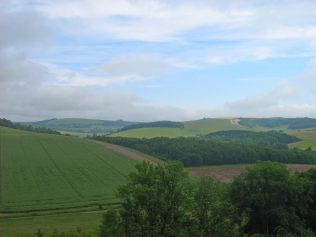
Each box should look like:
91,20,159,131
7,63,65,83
183,118,246,134
0,212,103,237
0,126,137,212
111,127,195,138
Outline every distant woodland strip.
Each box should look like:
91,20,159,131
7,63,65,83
95,136,316,166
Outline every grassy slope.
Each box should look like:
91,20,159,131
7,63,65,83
23,118,135,136
0,126,137,212
110,127,194,138
183,118,245,134
109,118,316,150
288,129,316,150
111,118,244,138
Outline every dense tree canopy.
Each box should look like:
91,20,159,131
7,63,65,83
33,162,316,237
99,161,316,237
99,162,245,237
204,130,300,149
95,137,316,166
230,161,313,235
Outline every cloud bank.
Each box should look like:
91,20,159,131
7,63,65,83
1,0,316,121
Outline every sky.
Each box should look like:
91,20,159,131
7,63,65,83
1,0,316,122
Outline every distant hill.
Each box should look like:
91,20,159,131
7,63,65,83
0,118,60,135
111,118,244,138
22,118,138,136
239,117,316,130
120,121,184,131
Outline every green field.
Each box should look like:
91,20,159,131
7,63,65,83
183,118,245,134
0,126,137,212
109,118,316,151
111,118,245,138
0,212,103,237
288,130,316,150
111,127,194,138
22,118,136,136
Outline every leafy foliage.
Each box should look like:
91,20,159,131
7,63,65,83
205,130,300,148
231,161,312,235
99,162,244,237
95,137,316,166
99,161,316,237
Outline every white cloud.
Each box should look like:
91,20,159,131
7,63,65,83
0,8,54,49
1,0,316,121
226,82,299,111
35,0,254,42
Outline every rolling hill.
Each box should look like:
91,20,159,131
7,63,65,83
22,118,137,136
109,118,316,150
111,118,245,138
0,126,137,212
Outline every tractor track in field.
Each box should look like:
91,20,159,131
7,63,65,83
0,139,155,218
90,140,157,164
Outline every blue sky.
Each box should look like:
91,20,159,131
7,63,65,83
1,0,316,121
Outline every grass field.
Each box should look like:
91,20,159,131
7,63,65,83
111,118,245,138
109,118,316,151
0,212,103,237
183,118,245,134
0,126,137,212
110,127,194,138
288,130,316,150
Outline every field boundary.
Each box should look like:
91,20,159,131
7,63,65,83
90,140,160,164
0,202,121,219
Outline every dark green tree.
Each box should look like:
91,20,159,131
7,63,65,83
193,177,245,237
99,209,124,237
231,161,312,235
118,161,190,237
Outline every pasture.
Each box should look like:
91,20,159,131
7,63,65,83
111,118,244,138
288,130,316,150
0,126,137,212
111,127,194,138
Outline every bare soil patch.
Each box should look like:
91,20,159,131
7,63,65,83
92,140,156,164
188,164,316,182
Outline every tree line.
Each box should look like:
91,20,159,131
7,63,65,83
204,130,300,149
95,136,316,166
